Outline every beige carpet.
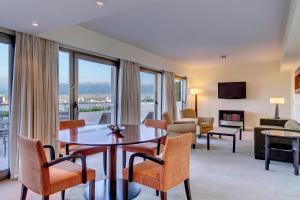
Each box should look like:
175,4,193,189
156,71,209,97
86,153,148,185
1,131,300,200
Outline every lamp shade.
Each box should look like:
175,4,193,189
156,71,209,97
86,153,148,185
189,88,202,95
270,98,285,104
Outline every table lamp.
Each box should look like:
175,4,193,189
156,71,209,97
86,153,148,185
269,98,285,119
189,88,202,116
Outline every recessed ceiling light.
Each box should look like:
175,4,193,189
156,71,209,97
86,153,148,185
32,22,39,27
96,0,104,6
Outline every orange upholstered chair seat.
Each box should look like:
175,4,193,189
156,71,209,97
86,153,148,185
123,160,162,190
49,161,95,194
123,143,164,156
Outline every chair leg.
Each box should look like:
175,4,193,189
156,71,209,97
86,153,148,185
122,151,127,168
156,190,159,196
61,190,65,200
184,179,192,200
89,180,95,200
42,196,49,200
123,180,129,200
20,184,28,200
160,191,167,200
192,144,196,149
103,150,107,176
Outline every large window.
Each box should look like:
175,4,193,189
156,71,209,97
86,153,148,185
58,51,70,120
175,76,187,118
0,33,13,178
59,50,118,125
140,69,162,122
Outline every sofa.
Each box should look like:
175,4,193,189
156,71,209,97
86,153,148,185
162,112,198,149
254,118,300,163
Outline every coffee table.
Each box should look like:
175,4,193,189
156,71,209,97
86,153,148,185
207,127,241,153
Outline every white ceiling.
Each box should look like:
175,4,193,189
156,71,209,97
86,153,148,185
0,0,156,34
0,0,292,68
81,0,291,68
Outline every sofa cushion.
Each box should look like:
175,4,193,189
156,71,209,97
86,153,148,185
258,125,286,130
284,120,300,130
202,123,212,129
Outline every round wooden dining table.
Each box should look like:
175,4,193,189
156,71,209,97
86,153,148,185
58,124,167,200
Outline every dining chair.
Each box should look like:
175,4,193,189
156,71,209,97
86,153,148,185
18,135,95,200
123,133,193,200
59,119,107,175
122,119,167,169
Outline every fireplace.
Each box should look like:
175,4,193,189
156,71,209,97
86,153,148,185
219,110,244,130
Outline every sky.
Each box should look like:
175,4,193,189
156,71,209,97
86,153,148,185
0,43,9,94
59,51,154,85
59,51,113,84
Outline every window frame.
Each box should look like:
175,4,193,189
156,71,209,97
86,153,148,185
175,75,188,110
59,47,119,124
140,67,163,121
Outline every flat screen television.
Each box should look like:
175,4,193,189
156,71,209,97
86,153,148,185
218,82,246,99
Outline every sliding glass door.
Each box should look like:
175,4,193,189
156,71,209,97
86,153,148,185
0,33,13,179
59,50,118,125
175,77,187,118
58,51,71,120
75,54,117,125
140,69,162,122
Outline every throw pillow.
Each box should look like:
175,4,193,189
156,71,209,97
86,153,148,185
284,119,300,130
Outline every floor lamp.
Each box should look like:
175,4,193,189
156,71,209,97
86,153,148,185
190,88,201,116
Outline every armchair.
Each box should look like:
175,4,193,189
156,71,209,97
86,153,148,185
179,109,214,135
123,133,193,200
18,135,95,200
162,112,197,149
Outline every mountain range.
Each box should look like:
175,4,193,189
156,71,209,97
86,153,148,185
59,82,154,94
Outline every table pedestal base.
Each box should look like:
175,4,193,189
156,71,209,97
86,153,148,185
84,179,141,200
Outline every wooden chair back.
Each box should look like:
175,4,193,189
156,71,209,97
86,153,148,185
59,119,86,130
144,119,168,145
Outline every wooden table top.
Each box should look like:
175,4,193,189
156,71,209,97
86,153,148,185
261,130,300,139
58,124,167,146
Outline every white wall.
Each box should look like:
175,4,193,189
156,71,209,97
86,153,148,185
187,63,291,130
291,68,300,121
39,25,187,76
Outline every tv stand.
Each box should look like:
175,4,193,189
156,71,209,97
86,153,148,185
219,110,244,131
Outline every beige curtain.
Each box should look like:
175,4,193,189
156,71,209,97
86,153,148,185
163,71,177,120
9,33,59,179
118,60,141,125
